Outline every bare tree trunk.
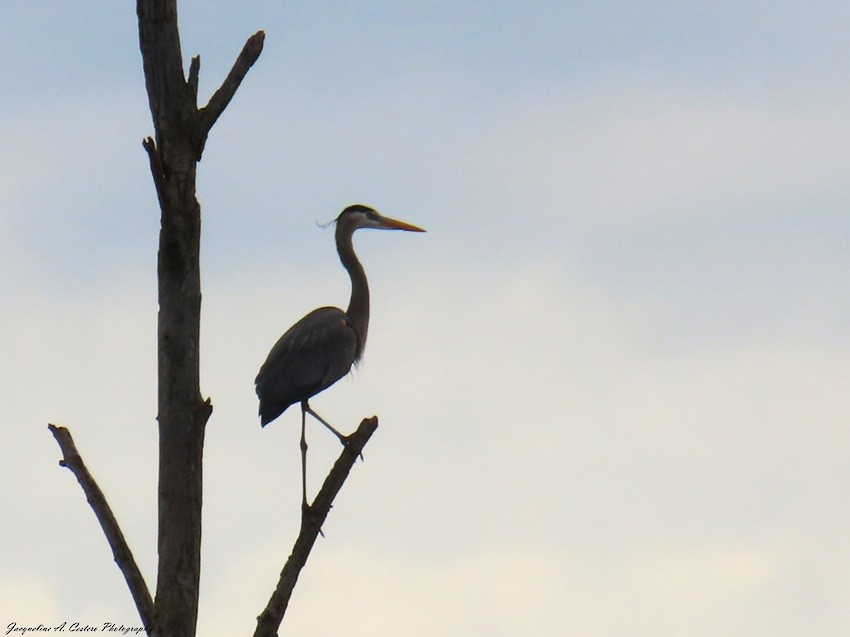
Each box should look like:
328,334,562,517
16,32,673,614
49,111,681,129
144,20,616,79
139,8,206,635
136,2,262,634
137,5,207,635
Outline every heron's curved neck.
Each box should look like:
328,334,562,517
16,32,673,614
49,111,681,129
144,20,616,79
336,225,369,353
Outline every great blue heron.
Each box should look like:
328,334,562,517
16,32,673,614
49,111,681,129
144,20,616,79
255,204,425,507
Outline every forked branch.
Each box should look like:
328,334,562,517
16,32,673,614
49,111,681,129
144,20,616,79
136,2,262,634
48,424,155,633
195,30,265,157
254,417,379,637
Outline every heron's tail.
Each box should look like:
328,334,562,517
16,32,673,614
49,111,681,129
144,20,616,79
258,401,287,427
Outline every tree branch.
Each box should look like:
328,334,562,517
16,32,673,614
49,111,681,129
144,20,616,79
254,417,379,637
48,424,155,634
195,30,265,157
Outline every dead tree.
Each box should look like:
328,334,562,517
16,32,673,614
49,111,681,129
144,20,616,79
49,3,380,636
136,0,263,633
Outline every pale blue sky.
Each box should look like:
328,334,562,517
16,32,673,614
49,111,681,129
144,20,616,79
2,3,849,635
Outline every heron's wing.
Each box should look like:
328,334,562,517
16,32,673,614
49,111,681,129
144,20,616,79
255,307,358,424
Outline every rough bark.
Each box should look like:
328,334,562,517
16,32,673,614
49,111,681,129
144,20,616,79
136,2,263,635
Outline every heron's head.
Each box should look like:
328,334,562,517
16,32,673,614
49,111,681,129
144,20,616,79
336,204,426,234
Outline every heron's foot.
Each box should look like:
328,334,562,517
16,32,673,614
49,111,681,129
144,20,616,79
338,434,364,461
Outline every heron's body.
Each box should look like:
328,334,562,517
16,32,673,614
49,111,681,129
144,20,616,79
255,205,424,504
256,306,359,426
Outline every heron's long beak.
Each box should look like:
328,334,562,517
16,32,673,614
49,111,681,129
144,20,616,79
378,215,426,233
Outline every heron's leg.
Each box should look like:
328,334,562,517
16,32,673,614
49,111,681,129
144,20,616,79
300,402,308,510
303,402,347,444
303,402,363,461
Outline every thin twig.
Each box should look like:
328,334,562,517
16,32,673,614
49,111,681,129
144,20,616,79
48,424,155,633
254,416,379,637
